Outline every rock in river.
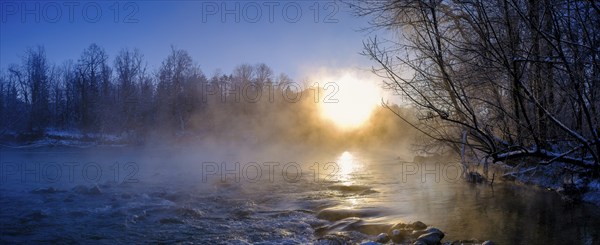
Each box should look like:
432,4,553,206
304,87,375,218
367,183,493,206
391,229,411,243
360,242,382,245
72,184,102,195
316,233,349,245
375,232,390,243
411,221,427,230
423,227,444,238
415,227,445,245
31,187,63,194
389,220,427,233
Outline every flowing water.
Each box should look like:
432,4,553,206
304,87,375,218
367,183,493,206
1,146,599,244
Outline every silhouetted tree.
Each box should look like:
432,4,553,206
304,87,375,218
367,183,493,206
354,0,600,172
76,44,110,132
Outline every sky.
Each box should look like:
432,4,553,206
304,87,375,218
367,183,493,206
0,1,388,81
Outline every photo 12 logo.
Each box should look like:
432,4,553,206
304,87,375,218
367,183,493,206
201,161,341,183
1,1,139,23
200,1,339,24
200,81,340,104
0,161,139,184
399,161,467,183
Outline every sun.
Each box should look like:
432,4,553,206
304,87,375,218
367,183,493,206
318,73,381,129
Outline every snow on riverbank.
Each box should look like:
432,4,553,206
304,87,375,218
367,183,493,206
470,159,600,206
0,130,130,148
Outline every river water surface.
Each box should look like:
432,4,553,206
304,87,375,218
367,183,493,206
1,146,599,244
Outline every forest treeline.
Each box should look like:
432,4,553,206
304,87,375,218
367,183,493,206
355,0,599,172
0,44,411,147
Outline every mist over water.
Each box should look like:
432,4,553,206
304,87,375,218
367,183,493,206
2,142,600,244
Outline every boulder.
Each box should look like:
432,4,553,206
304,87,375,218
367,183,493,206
411,221,427,230
389,220,427,232
31,187,62,194
375,233,390,243
412,229,427,237
415,228,445,245
416,232,443,245
388,222,408,232
360,242,382,245
423,227,444,239
391,229,410,243
72,184,102,195
316,234,349,245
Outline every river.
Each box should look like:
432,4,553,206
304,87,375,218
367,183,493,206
1,146,599,244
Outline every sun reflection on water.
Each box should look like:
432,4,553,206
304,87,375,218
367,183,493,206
335,151,369,208
337,151,360,184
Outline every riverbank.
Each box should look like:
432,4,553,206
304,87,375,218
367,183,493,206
0,130,131,148
464,157,600,206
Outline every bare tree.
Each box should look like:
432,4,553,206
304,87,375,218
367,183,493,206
157,46,200,134
353,0,599,174
0,70,24,134
76,43,110,132
255,63,273,86
114,48,144,133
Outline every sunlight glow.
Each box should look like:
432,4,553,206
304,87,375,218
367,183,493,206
339,151,354,174
337,151,358,183
318,73,382,129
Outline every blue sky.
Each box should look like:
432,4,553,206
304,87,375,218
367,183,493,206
1,1,386,80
